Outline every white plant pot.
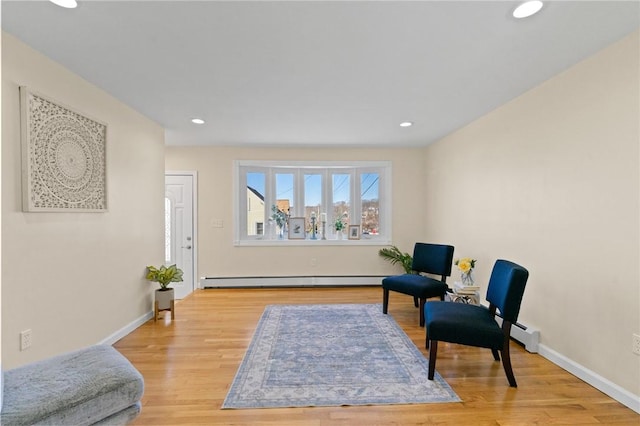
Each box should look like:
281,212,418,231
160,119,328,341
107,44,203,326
155,288,175,310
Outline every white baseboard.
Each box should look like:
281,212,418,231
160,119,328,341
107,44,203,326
201,275,385,288
538,343,640,414
98,311,154,346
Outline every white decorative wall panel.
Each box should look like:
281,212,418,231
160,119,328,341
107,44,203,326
20,87,107,212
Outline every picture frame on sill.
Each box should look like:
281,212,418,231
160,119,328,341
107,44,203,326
288,217,306,240
348,225,360,240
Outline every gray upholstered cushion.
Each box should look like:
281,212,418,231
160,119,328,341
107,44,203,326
92,402,141,426
0,345,143,426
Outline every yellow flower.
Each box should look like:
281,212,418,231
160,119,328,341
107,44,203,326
457,260,471,273
455,257,477,273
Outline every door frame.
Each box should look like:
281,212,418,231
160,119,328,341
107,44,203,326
165,170,199,291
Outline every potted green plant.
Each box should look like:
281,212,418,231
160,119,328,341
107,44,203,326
378,246,413,274
146,264,183,319
334,213,347,239
270,205,288,239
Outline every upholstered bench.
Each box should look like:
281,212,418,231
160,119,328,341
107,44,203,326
1,345,144,426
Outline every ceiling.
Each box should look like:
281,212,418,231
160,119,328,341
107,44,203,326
2,1,638,148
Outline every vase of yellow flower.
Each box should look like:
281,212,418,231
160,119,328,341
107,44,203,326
455,257,477,286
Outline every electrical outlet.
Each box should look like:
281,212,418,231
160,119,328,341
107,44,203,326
20,329,32,351
633,334,640,356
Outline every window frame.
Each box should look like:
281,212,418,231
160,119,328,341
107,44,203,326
234,160,392,246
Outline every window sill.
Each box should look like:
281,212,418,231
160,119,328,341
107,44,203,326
234,237,391,247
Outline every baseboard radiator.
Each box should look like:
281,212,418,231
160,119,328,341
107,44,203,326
495,315,540,353
200,275,386,288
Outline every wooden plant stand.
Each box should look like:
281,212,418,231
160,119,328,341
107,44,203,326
154,299,175,321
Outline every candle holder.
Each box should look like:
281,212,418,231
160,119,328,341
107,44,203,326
321,220,327,240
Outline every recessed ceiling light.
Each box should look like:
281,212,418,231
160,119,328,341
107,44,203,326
191,118,205,124
50,0,78,8
513,1,543,19
399,122,413,127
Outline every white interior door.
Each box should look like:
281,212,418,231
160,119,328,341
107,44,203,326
165,173,196,299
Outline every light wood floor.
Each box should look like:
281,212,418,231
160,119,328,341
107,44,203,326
115,287,639,425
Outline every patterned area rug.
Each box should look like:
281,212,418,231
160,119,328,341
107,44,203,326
222,304,460,409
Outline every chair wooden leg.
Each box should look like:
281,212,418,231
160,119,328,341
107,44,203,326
154,301,159,322
501,339,517,387
419,298,426,327
491,348,500,361
428,340,438,380
413,296,419,308
382,288,389,314
170,300,175,320
501,322,517,387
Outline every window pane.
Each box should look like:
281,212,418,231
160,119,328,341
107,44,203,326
164,197,172,263
247,172,265,236
275,173,294,214
361,173,379,235
304,173,322,234
332,174,350,233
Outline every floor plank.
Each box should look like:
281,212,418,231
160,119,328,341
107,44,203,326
114,287,639,425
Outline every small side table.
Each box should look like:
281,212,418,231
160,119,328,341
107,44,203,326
448,282,480,305
448,291,480,305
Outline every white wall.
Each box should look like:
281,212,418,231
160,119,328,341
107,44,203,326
165,146,427,278
1,33,166,368
0,30,4,409
423,32,639,398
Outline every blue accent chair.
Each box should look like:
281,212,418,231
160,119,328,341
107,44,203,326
382,243,454,326
425,259,529,387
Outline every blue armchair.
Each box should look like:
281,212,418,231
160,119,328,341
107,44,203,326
425,259,529,387
382,243,454,326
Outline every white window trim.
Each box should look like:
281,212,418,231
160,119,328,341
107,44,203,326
234,160,392,246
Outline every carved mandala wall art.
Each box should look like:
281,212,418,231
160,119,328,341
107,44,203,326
20,87,107,212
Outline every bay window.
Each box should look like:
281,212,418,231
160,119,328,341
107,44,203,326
235,161,391,245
